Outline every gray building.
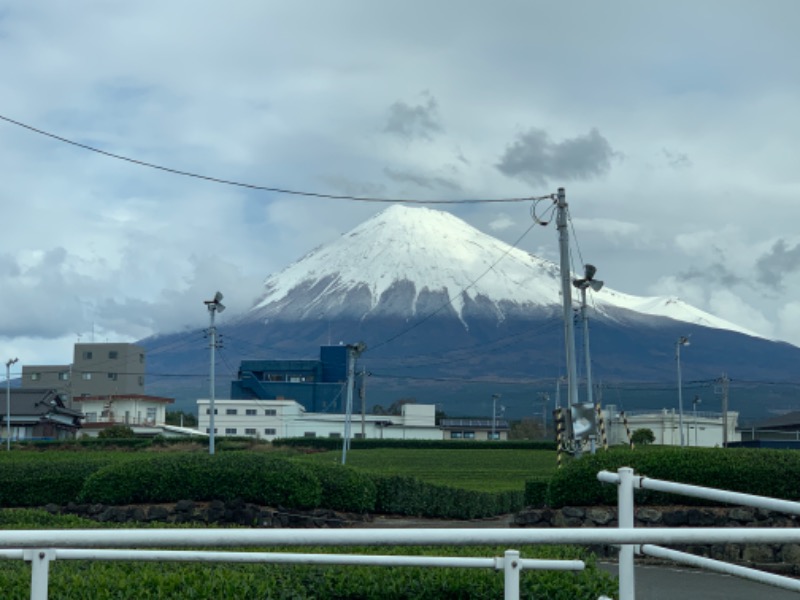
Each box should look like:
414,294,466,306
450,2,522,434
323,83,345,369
22,342,146,405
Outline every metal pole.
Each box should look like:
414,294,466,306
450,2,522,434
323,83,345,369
209,309,216,455
676,340,685,447
721,373,729,448
26,549,53,600
502,549,520,600
342,347,355,464
617,467,636,600
581,287,594,406
5,358,17,451
360,367,366,439
556,188,579,411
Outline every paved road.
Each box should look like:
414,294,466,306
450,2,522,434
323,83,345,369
599,562,799,599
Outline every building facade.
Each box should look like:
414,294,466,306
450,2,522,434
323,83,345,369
602,406,740,447
230,346,349,412
22,342,146,405
1,389,83,441
197,399,443,441
439,418,510,441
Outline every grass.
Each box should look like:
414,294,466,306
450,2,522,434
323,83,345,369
295,448,558,492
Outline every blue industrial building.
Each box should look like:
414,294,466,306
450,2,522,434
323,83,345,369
230,346,349,412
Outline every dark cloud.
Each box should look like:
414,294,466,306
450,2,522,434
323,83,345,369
677,262,745,288
384,93,443,141
755,240,800,290
662,148,692,169
496,127,615,185
383,167,461,191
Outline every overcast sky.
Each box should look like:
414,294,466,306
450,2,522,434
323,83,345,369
2,1,800,373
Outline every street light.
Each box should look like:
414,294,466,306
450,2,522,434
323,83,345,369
203,291,225,455
5,357,18,451
692,395,702,447
491,394,499,440
676,335,690,447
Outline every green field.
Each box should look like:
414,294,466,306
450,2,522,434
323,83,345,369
296,448,558,492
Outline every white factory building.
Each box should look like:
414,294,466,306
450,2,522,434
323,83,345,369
197,399,444,441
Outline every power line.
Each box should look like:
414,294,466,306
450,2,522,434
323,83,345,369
0,113,553,205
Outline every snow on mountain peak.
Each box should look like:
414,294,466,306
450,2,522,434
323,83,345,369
249,204,764,339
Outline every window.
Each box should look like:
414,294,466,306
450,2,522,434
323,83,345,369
486,432,499,441
146,407,156,423
264,428,276,435
85,412,97,422
205,409,218,415
205,428,218,434
329,432,341,439
264,409,277,416
81,372,92,380
268,374,285,381
225,409,238,415
225,428,237,435
450,431,463,439
463,431,476,439
245,428,257,436
108,351,118,359
139,354,144,364
82,351,93,360
58,371,70,381
138,376,144,386
107,373,118,381
245,409,257,416
30,373,41,381
304,432,316,438
354,433,364,439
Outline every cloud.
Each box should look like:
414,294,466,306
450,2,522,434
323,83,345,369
755,239,800,290
488,214,515,232
496,128,616,185
662,148,692,169
676,262,746,289
383,167,461,191
383,93,443,141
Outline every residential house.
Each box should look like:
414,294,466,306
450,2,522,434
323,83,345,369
1,389,83,441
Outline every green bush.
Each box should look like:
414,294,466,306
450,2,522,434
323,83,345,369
547,447,800,508
78,453,322,509
302,463,377,513
274,437,556,452
372,475,524,519
0,455,115,507
524,479,550,507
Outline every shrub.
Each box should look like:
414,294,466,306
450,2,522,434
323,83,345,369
630,428,655,446
371,475,524,519
98,425,136,439
0,455,115,507
78,453,322,509
302,463,377,513
547,447,800,508
274,437,556,452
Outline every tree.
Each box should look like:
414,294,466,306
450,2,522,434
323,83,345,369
630,428,655,446
98,425,135,439
509,418,546,440
166,410,198,427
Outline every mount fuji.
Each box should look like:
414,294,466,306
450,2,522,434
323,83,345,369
143,205,800,421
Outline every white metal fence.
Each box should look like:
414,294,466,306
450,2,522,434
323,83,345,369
3,468,800,598
598,466,800,599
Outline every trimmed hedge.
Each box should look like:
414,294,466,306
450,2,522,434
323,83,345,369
0,455,116,507
302,463,377,513
372,475,524,519
546,447,800,508
78,453,322,509
274,437,556,451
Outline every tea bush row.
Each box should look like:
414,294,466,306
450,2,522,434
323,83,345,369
542,447,800,508
274,437,555,451
0,453,520,518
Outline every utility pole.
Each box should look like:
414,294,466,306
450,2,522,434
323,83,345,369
556,188,580,411
720,373,730,448
491,393,500,440
5,357,18,451
360,367,367,439
204,292,225,455
342,342,366,465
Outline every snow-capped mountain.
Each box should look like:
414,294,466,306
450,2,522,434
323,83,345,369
247,204,759,338
144,204,800,421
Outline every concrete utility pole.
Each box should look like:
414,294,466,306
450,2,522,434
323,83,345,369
359,367,367,439
342,342,366,465
676,335,690,448
718,373,730,447
5,357,18,451
556,188,580,411
491,393,501,440
204,292,225,456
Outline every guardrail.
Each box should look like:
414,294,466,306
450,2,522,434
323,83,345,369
5,526,800,599
598,466,800,599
